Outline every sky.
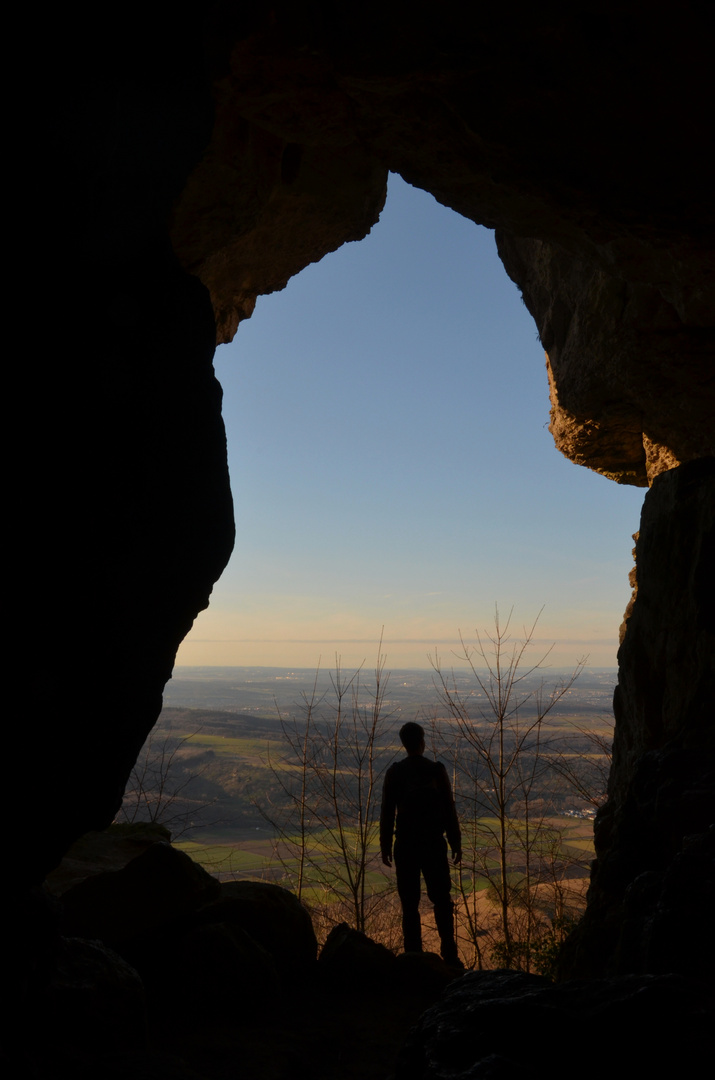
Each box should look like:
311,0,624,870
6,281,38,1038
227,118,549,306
176,174,645,672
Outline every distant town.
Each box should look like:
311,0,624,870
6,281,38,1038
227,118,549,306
163,664,619,721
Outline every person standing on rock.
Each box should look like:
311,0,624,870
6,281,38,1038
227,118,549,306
380,721,463,967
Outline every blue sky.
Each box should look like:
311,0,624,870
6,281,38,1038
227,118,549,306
176,175,645,670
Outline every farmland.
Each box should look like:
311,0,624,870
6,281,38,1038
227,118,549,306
117,664,612,956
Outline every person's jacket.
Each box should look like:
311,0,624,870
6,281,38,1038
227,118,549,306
380,755,461,858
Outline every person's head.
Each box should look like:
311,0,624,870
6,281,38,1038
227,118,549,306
399,721,425,756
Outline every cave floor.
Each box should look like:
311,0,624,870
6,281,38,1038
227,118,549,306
150,972,445,1080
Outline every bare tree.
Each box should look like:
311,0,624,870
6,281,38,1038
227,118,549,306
431,606,588,970
260,641,398,937
547,719,612,809
116,723,219,840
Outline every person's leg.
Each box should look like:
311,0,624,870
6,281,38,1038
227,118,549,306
394,841,423,952
423,838,461,965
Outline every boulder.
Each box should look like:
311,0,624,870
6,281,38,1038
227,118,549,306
319,922,396,987
394,950,459,997
397,969,712,1080
36,936,146,1056
45,823,172,898
156,920,280,1018
59,840,220,947
198,881,318,979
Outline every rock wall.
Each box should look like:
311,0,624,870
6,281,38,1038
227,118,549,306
15,2,714,981
18,11,236,883
561,458,715,978
173,4,715,487
496,237,714,485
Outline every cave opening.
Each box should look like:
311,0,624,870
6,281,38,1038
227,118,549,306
178,174,645,673
18,10,713,1073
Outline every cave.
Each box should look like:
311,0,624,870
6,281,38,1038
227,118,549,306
17,3,713,1074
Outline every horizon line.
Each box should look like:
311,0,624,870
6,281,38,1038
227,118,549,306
180,637,615,647
171,662,619,673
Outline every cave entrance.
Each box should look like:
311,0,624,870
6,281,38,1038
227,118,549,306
177,175,645,672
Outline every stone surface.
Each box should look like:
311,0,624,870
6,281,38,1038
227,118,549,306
496,236,714,484
198,880,318,978
45,823,172,897
44,833,315,1019
171,118,388,344
17,12,234,887
394,950,458,997
156,919,280,1019
319,921,397,985
19,929,211,1080
59,840,220,946
174,5,715,486
33,937,147,1056
397,969,712,1080
561,458,715,977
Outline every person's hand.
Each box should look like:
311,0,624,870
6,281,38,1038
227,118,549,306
382,852,393,868
452,849,462,866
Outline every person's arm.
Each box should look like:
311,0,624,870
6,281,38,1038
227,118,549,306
380,766,396,866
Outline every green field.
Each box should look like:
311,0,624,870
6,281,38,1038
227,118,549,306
175,812,594,891
125,700,602,890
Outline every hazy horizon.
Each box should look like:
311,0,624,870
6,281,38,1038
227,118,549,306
163,661,618,718
170,662,620,674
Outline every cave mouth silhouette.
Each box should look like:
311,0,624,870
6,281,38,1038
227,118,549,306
178,174,645,672
17,9,713,1004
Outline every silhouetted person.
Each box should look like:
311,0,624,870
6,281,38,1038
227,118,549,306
380,721,463,967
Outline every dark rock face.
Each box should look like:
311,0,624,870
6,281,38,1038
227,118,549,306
44,823,173,897
17,11,236,887
17,835,322,1076
57,841,221,946
319,921,397,986
397,969,712,1080
36,937,147,1057
15,1,714,994
495,238,714,484
198,880,318,979
562,459,715,978
36,832,316,1010
169,919,280,1020
175,6,714,488
22,249,234,885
